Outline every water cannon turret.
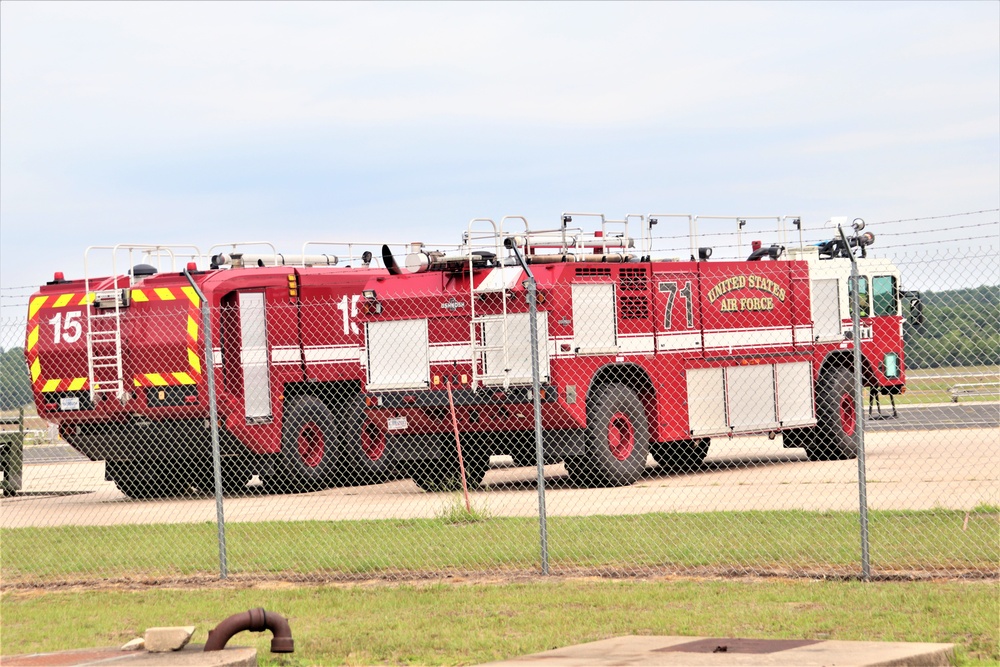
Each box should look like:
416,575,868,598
817,217,875,259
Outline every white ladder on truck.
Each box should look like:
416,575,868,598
83,244,203,402
85,294,126,402
467,218,515,388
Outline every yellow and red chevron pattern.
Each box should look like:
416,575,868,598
131,285,204,388
39,377,91,393
23,294,73,392
133,372,198,387
25,285,206,395
26,292,95,389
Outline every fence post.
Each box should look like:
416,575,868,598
506,238,549,575
838,224,871,581
184,270,228,580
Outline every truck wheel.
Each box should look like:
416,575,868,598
268,395,337,492
221,457,252,494
340,420,393,486
651,438,709,472
195,457,251,495
805,366,859,461
409,439,490,492
566,383,650,487
107,460,189,499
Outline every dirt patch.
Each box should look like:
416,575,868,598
3,566,995,596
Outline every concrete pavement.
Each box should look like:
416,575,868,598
478,635,955,666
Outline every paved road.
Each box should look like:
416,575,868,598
17,402,998,466
863,402,998,431
3,424,996,528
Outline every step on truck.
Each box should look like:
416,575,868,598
355,214,919,490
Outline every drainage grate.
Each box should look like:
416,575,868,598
655,638,822,654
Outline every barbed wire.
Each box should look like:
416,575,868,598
643,233,1000,255
648,217,999,244
868,208,999,225
876,235,1000,250
867,221,999,238
796,212,1000,233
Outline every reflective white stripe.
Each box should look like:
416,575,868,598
271,348,301,364
283,325,802,370
617,334,655,354
656,331,702,352
793,325,813,344
305,346,363,363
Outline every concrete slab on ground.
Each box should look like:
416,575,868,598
0,645,255,667
478,635,955,666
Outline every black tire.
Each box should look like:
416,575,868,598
565,383,651,487
651,438,709,473
804,366,859,461
408,436,490,493
339,417,393,487
194,456,253,495
265,395,337,493
221,457,253,494
107,460,190,499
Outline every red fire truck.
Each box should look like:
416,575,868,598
25,241,421,498
356,214,916,490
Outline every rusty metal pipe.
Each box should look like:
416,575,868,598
204,608,294,653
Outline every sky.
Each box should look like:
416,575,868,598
1,1,998,316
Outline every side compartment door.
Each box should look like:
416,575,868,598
482,311,549,384
812,278,841,342
238,292,272,422
219,290,273,423
365,319,430,390
686,361,815,437
572,283,618,354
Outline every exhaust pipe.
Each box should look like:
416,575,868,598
203,608,294,653
382,245,403,275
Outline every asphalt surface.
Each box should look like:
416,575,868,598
4,412,996,528
17,402,998,465
862,402,998,431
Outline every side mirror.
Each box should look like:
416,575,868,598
904,291,924,327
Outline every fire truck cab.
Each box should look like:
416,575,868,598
357,214,910,491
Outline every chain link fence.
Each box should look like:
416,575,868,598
1,215,997,586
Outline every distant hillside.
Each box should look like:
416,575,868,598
904,285,1000,370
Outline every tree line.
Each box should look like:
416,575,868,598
903,285,999,370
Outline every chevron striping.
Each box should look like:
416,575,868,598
29,296,49,320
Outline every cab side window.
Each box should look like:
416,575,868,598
872,275,898,316
849,276,870,318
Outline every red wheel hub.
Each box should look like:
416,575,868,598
361,423,386,462
607,411,635,461
839,392,856,436
297,422,325,468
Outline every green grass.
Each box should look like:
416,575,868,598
899,365,999,405
3,510,996,584
435,494,496,524
1,579,996,666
